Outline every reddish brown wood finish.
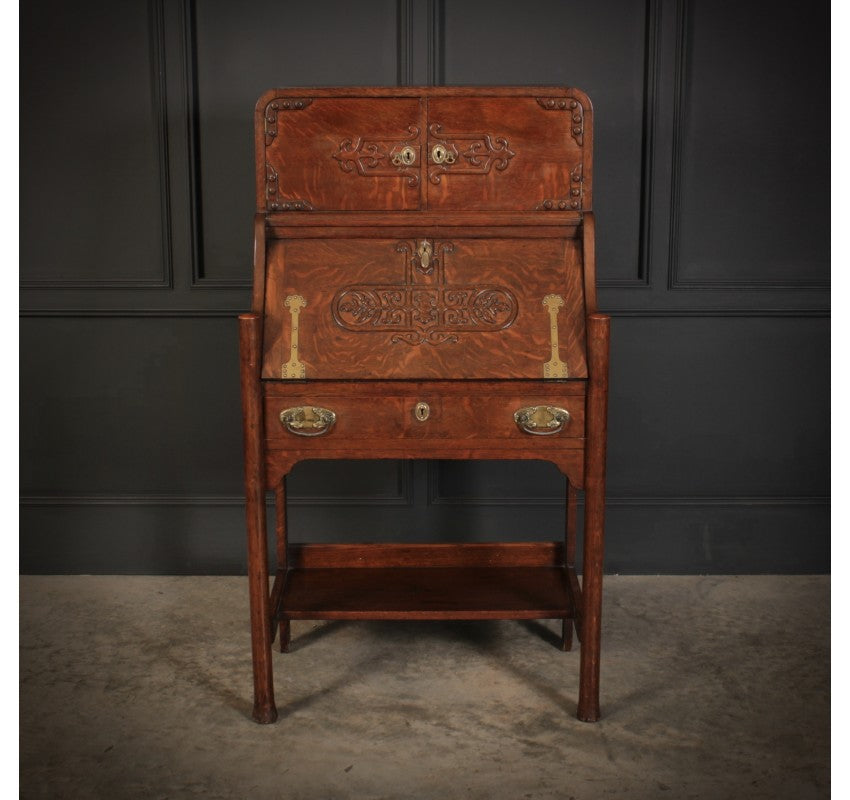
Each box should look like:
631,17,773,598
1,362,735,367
562,482,580,651
256,87,593,214
261,235,588,380
288,542,565,568
263,382,585,445
242,86,607,725
282,566,571,620
239,314,277,724
274,481,290,653
577,313,610,723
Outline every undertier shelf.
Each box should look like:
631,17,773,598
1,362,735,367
278,566,572,620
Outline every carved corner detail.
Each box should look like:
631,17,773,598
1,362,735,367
265,163,314,211
264,98,314,145
536,163,583,211
536,97,584,146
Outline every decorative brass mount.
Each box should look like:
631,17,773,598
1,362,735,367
282,295,306,378
514,405,571,435
392,146,417,166
430,144,456,165
279,406,336,436
542,294,569,378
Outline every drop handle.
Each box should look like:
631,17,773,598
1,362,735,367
280,406,336,436
514,405,570,435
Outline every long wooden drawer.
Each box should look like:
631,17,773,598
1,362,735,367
263,381,585,446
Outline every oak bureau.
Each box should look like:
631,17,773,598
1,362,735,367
239,86,610,724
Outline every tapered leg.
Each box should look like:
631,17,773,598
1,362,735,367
240,314,277,724
274,480,291,653
562,482,578,651
561,618,573,651
577,314,610,723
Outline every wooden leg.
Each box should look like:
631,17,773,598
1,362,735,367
561,618,573,651
577,314,609,723
274,480,290,653
240,314,277,724
563,481,578,651
279,620,291,653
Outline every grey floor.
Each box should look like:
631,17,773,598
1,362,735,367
20,576,829,799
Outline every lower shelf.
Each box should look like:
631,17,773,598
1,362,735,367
279,566,572,620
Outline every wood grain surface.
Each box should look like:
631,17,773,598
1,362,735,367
256,87,592,214
261,235,588,379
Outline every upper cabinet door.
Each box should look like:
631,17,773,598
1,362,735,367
425,92,592,212
257,95,424,212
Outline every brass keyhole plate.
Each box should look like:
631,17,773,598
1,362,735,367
392,146,416,166
431,144,456,165
414,401,430,422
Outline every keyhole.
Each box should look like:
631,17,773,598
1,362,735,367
415,402,430,422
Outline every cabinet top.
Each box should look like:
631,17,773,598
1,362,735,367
255,86,593,215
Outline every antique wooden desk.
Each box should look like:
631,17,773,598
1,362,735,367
239,86,609,724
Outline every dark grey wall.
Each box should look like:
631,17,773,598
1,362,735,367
20,0,830,574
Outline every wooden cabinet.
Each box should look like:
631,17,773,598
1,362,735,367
240,87,609,725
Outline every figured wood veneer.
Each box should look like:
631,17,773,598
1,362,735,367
241,86,609,726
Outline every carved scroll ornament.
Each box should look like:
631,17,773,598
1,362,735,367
331,240,518,346
333,126,421,187
427,123,516,184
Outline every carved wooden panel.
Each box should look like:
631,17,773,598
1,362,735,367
258,96,424,211
426,95,590,212
261,234,587,380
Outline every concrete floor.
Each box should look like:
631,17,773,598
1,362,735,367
20,575,829,799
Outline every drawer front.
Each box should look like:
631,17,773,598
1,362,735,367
264,384,585,447
262,235,588,380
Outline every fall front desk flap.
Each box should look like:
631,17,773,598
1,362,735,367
261,236,588,381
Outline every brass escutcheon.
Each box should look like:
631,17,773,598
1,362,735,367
414,401,430,422
431,144,456,165
392,146,417,166
280,406,336,437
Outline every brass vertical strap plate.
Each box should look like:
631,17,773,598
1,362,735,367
542,294,569,378
282,295,306,378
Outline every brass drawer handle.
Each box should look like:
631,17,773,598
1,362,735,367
514,405,571,435
280,406,336,437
